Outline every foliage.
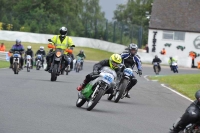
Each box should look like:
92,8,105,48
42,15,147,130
113,0,153,46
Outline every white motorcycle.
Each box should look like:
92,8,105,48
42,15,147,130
36,54,43,70
26,55,32,72
76,66,117,111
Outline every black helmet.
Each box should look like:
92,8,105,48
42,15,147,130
60,27,67,37
195,90,200,101
155,55,158,58
128,43,138,56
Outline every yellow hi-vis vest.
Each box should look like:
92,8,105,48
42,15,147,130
51,35,74,54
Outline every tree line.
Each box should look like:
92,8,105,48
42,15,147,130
0,0,153,47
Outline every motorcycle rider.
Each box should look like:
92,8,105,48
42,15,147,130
120,43,142,98
24,46,34,68
9,39,24,69
169,90,200,133
76,54,122,93
168,57,177,71
35,46,46,67
45,26,75,71
75,50,86,69
152,55,162,72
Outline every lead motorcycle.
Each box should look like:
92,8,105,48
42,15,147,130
76,66,117,111
107,66,138,103
47,39,74,81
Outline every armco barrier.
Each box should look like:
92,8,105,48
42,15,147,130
0,30,192,67
0,52,9,61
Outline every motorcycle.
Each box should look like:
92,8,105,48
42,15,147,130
76,66,117,111
172,118,200,133
75,56,82,73
36,54,43,70
62,55,72,75
107,66,138,103
47,39,74,81
12,51,21,74
172,62,178,73
153,62,160,75
26,55,32,72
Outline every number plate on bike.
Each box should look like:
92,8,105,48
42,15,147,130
13,54,20,58
124,68,133,76
103,74,114,84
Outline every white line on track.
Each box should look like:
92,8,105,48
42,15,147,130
143,75,149,81
143,75,193,102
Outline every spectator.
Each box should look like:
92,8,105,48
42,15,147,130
0,43,6,52
145,44,149,53
160,48,166,55
189,51,196,68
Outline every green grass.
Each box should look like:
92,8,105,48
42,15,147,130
0,40,113,61
0,60,9,68
149,74,200,100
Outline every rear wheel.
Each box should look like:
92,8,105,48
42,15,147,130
51,64,58,81
87,89,104,111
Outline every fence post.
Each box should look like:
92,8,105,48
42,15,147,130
113,21,116,43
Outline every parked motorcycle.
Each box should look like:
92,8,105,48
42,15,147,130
36,54,43,70
12,51,21,74
26,55,32,72
107,67,138,103
76,66,117,111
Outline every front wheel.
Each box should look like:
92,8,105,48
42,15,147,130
76,97,86,107
87,89,104,111
114,79,129,103
27,62,30,72
13,62,18,74
36,61,40,70
51,64,58,81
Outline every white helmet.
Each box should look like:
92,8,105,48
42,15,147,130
40,46,44,51
27,46,31,49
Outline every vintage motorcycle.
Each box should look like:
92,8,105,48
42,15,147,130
76,66,117,111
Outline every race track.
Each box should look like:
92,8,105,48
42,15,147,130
0,62,199,133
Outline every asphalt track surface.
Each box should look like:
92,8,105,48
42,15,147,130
0,62,199,133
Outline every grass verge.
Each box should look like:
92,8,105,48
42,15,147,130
0,40,113,61
0,60,9,68
149,74,200,100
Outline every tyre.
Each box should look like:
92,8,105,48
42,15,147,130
66,66,69,75
76,97,86,107
13,62,18,74
51,64,57,81
114,79,129,103
86,89,104,111
107,94,113,101
155,66,159,75
36,61,40,70
27,63,30,72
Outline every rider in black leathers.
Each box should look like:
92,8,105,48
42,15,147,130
120,43,142,98
169,90,200,133
152,55,162,72
35,46,46,67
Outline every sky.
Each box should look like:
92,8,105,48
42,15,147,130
99,0,128,21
